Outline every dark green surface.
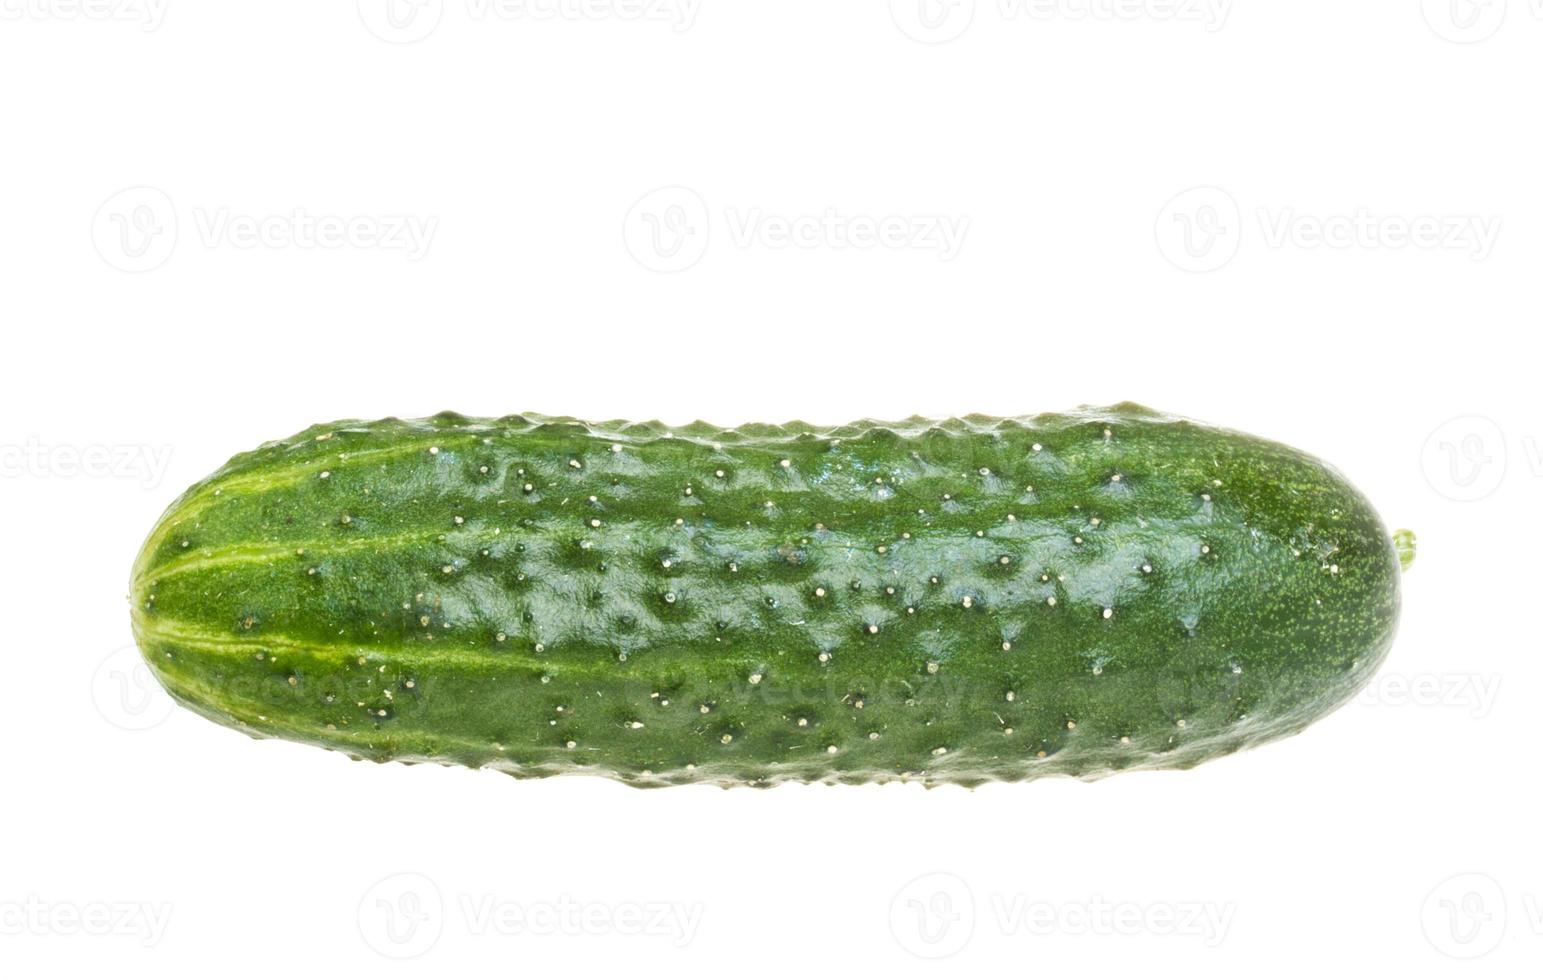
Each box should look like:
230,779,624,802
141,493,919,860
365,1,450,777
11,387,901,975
129,404,1403,787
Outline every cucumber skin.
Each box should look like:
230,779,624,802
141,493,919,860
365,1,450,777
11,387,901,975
129,404,1401,788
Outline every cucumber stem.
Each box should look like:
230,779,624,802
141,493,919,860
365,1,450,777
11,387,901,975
1393,529,1417,572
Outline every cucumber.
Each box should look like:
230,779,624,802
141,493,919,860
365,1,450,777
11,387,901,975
129,404,1405,788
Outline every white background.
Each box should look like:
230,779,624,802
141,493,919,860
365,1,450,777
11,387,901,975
1,0,1538,975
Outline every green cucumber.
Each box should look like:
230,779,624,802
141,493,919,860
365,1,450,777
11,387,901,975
129,404,1406,787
